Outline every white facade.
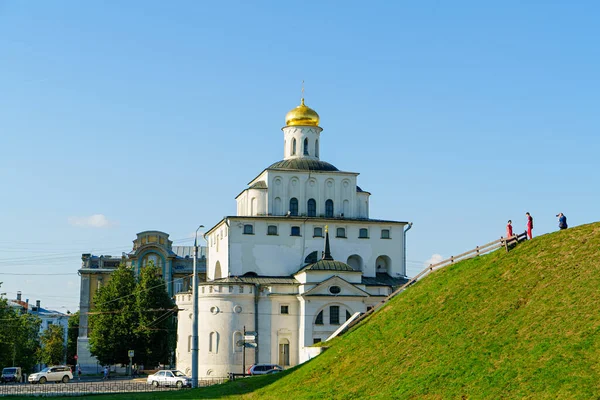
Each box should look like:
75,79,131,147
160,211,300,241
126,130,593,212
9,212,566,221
176,98,410,378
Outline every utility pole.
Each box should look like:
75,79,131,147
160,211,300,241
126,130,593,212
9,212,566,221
191,224,204,388
242,326,246,375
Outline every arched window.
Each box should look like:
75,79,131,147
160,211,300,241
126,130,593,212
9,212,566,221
359,228,369,238
307,199,316,217
250,197,257,216
274,197,282,215
315,310,324,325
325,199,334,217
209,331,219,353
336,227,346,238
289,198,298,216
315,139,319,157
291,138,297,155
243,224,253,234
304,250,318,264
303,138,309,155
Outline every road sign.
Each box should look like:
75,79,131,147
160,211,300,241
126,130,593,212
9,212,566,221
244,331,257,336
244,335,256,342
244,342,257,348
128,350,134,358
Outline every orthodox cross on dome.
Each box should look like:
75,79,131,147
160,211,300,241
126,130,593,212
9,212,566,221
301,80,305,105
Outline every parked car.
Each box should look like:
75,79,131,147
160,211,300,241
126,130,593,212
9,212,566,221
146,370,191,388
28,366,73,384
246,364,283,375
1,367,22,383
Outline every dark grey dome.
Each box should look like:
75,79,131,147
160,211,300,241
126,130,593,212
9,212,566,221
267,159,339,172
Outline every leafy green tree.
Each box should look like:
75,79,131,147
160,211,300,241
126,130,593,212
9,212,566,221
88,265,138,365
39,324,65,366
0,284,40,371
14,313,41,372
135,263,177,368
66,311,79,365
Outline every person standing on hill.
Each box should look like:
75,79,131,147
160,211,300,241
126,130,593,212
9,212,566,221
506,220,513,238
526,212,534,239
557,213,568,230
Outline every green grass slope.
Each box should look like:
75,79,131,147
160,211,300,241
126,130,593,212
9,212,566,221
241,222,600,399
12,223,600,400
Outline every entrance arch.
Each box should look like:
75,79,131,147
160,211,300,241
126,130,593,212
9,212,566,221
346,254,363,271
376,255,392,275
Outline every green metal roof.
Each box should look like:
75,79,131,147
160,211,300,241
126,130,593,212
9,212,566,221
362,273,409,288
268,159,339,172
297,260,358,273
249,181,268,189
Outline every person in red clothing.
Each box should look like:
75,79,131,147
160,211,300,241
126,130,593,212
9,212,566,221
526,212,533,239
506,220,513,238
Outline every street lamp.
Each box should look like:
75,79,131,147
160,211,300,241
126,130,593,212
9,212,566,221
191,224,204,388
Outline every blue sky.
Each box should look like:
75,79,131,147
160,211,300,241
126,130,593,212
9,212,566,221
1,1,599,311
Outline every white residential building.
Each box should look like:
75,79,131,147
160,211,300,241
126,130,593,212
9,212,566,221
175,97,411,377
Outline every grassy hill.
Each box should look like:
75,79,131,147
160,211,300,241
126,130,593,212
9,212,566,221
237,222,600,399
12,222,600,400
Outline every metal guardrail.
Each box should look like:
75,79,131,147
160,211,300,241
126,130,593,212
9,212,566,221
0,378,226,396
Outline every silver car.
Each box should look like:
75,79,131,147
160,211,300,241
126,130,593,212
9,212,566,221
28,366,73,384
146,370,191,388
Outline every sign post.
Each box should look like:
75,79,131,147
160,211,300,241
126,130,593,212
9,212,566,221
128,350,134,377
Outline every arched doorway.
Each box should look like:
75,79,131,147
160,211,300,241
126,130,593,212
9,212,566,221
376,255,392,275
279,338,290,366
346,254,363,271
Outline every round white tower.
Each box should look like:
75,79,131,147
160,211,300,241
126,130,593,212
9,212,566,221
282,98,323,160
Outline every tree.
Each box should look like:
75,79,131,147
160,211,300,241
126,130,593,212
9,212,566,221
39,324,65,366
135,263,177,368
66,311,79,365
88,265,138,365
13,313,41,372
0,284,41,371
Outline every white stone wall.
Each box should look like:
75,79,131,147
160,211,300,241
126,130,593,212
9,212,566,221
282,126,322,160
224,218,406,278
206,223,230,281
266,171,366,219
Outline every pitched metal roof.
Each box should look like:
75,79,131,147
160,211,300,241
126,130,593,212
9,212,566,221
249,181,268,189
267,159,339,172
171,246,206,259
297,260,358,273
362,273,409,287
208,276,298,285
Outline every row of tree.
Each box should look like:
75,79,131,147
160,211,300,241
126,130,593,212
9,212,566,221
0,284,74,371
88,263,176,368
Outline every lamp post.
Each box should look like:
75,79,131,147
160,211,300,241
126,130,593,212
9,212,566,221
191,224,204,388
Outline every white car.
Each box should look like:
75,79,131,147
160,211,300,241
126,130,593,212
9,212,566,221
28,366,73,384
146,370,191,388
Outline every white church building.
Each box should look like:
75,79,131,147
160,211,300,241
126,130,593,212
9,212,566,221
175,97,411,377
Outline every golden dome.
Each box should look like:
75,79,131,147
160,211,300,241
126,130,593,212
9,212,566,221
285,98,320,127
